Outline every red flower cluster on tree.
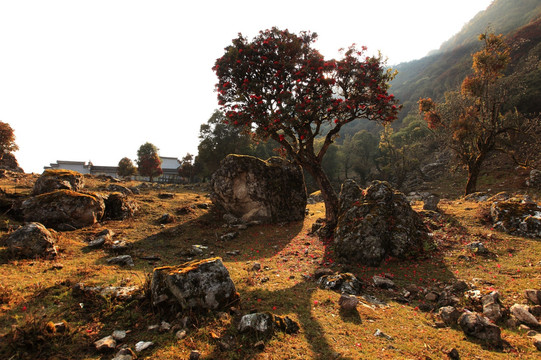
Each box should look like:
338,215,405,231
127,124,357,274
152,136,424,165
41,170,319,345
213,27,400,223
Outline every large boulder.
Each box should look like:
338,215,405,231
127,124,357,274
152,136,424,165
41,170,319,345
103,192,138,220
490,197,541,238
33,169,84,195
21,190,105,230
210,155,307,223
458,312,502,347
5,222,57,259
151,257,239,312
333,180,427,266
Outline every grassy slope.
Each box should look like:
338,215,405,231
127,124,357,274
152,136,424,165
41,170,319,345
0,174,540,359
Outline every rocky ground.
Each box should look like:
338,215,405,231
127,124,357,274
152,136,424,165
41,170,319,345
0,170,540,359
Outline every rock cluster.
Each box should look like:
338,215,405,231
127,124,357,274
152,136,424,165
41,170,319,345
210,155,306,224
32,169,84,195
490,196,541,238
334,180,428,266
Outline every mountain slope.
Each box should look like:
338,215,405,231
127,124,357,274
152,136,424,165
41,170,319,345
391,0,541,122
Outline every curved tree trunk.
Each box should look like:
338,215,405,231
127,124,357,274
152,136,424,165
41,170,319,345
465,160,482,195
303,162,339,225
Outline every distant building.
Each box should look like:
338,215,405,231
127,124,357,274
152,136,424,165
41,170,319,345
45,156,182,183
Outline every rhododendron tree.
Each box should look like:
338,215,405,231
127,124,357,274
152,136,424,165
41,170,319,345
214,27,400,224
137,142,162,182
418,32,527,195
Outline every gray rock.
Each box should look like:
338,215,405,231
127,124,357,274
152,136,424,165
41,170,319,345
526,169,541,188
458,312,502,347
104,192,138,220
510,304,540,327
150,257,239,311
22,190,105,230
94,335,116,352
318,273,362,295
482,291,503,322
490,198,541,238
106,255,135,267
87,236,107,248
33,169,84,195
220,232,239,241
466,242,489,254
176,329,187,339
158,213,174,224
423,194,440,211
334,180,427,266
6,222,57,259
438,306,461,326
223,213,241,225
135,341,154,352
189,350,201,360
112,330,127,340
338,294,359,311
374,328,393,340
238,312,274,335
210,155,307,224
372,275,395,289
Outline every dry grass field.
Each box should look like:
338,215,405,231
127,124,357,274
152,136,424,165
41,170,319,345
0,173,540,359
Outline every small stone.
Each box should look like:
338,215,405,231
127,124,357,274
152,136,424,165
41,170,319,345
254,340,265,350
510,304,540,327
112,330,127,340
532,334,541,351
158,213,174,224
252,262,261,271
94,335,116,352
220,232,239,241
527,330,538,337
189,350,201,360
176,329,187,340
159,321,171,332
338,293,359,311
313,267,334,279
519,324,531,332
466,242,489,254
106,255,134,267
135,341,154,352
374,329,393,340
88,236,106,248
447,348,460,359
112,348,136,360
373,275,395,289
425,292,439,302
148,324,159,331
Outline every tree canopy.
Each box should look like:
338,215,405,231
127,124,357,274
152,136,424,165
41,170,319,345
0,121,18,160
117,157,137,177
136,142,162,182
214,27,399,223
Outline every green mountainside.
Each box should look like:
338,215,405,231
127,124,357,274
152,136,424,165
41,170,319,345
391,0,541,122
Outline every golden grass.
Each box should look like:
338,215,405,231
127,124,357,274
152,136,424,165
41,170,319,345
0,174,540,359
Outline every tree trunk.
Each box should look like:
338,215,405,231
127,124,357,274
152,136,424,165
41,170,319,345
465,161,482,195
303,162,339,225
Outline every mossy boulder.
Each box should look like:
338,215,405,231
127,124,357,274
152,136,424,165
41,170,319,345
334,180,427,266
150,257,239,312
210,155,307,223
490,197,541,238
103,192,138,220
33,169,84,195
21,190,105,230
6,222,57,259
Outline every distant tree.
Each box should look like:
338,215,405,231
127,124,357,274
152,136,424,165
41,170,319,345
342,130,379,185
0,121,18,160
419,32,526,195
117,157,137,178
194,110,253,179
178,153,195,183
214,27,399,224
137,142,162,182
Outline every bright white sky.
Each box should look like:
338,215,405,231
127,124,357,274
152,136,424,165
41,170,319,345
0,0,493,173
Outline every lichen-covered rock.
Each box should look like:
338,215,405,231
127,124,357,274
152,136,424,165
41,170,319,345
318,273,362,295
510,304,540,327
33,169,84,195
238,312,299,335
437,306,461,326
482,291,503,322
107,184,133,196
104,192,138,220
21,190,105,230
6,222,57,259
210,155,306,223
334,180,427,266
525,289,541,305
151,257,239,312
458,312,502,347
490,197,541,238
